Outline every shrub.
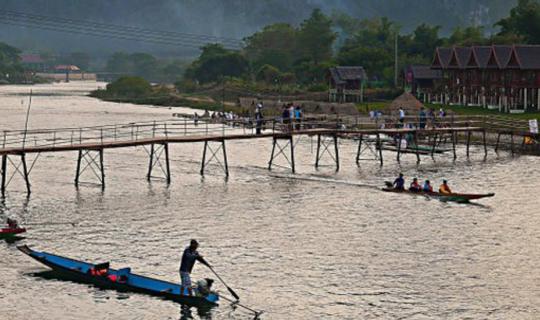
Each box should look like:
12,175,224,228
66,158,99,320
105,76,152,98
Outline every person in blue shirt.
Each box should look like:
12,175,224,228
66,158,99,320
423,180,433,192
393,173,405,190
179,239,209,296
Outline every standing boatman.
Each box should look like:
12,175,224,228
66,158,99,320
179,239,209,296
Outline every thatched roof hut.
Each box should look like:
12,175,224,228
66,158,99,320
388,92,425,115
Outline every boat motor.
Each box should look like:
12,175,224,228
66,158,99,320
196,278,214,295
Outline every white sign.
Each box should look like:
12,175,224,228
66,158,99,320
529,119,538,134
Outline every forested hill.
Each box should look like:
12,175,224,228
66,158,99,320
0,0,517,55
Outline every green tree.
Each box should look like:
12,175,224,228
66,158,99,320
297,9,336,64
185,44,249,83
446,26,486,46
244,23,297,71
406,24,442,59
496,0,540,44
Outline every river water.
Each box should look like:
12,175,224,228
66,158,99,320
0,82,539,320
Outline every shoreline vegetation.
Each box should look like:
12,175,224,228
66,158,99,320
90,76,540,122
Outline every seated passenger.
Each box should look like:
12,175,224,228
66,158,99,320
439,180,452,194
393,173,405,190
423,180,433,192
409,178,421,192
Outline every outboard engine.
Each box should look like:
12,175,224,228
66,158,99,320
196,278,214,295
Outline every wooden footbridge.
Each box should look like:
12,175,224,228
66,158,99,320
0,115,534,196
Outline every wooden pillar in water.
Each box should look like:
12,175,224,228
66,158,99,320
413,130,420,164
201,141,208,175
452,132,457,160
164,143,172,183
147,143,155,181
333,134,340,171
315,134,321,169
268,137,276,171
21,153,31,194
99,149,105,190
355,134,363,166
466,131,471,158
289,135,295,174
1,155,6,196
221,139,229,177
431,133,438,159
396,134,402,163
376,133,383,166
495,132,501,153
483,130,487,158
75,150,82,187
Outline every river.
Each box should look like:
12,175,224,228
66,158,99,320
0,82,539,319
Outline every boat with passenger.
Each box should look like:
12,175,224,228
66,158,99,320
18,245,219,309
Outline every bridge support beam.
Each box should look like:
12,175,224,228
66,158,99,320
1,153,36,196
200,139,229,177
146,143,171,184
75,149,105,190
315,134,339,171
268,135,295,173
355,134,381,166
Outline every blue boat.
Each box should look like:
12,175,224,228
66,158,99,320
18,245,219,309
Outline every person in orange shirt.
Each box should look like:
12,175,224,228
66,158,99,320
439,180,452,194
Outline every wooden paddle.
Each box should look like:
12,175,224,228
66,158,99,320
219,294,263,319
205,264,240,301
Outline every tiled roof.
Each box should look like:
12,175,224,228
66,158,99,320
407,65,442,79
513,45,540,70
329,66,367,83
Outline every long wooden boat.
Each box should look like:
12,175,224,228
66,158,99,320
0,227,26,240
382,187,495,203
18,245,219,309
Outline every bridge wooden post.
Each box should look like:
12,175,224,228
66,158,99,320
315,134,321,168
396,134,402,163
75,150,82,187
1,155,6,197
413,130,420,164
355,134,363,166
483,129,488,158
495,132,502,153
268,137,276,171
164,143,171,183
99,149,105,190
431,133,438,159
147,144,155,181
376,133,383,166
221,139,229,177
466,131,471,158
200,141,208,175
21,153,31,195
452,132,457,160
333,134,340,171
289,135,295,174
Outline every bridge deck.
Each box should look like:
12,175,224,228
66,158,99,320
0,126,486,155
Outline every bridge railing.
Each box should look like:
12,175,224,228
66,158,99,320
1,114,535,152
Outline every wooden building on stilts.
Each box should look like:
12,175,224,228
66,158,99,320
431,45,540,113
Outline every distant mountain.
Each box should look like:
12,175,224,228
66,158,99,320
0,0,517,56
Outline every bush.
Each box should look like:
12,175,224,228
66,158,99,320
105,76,152,98
175,79,198,93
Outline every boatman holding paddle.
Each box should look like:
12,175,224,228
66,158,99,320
180,239,209,296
